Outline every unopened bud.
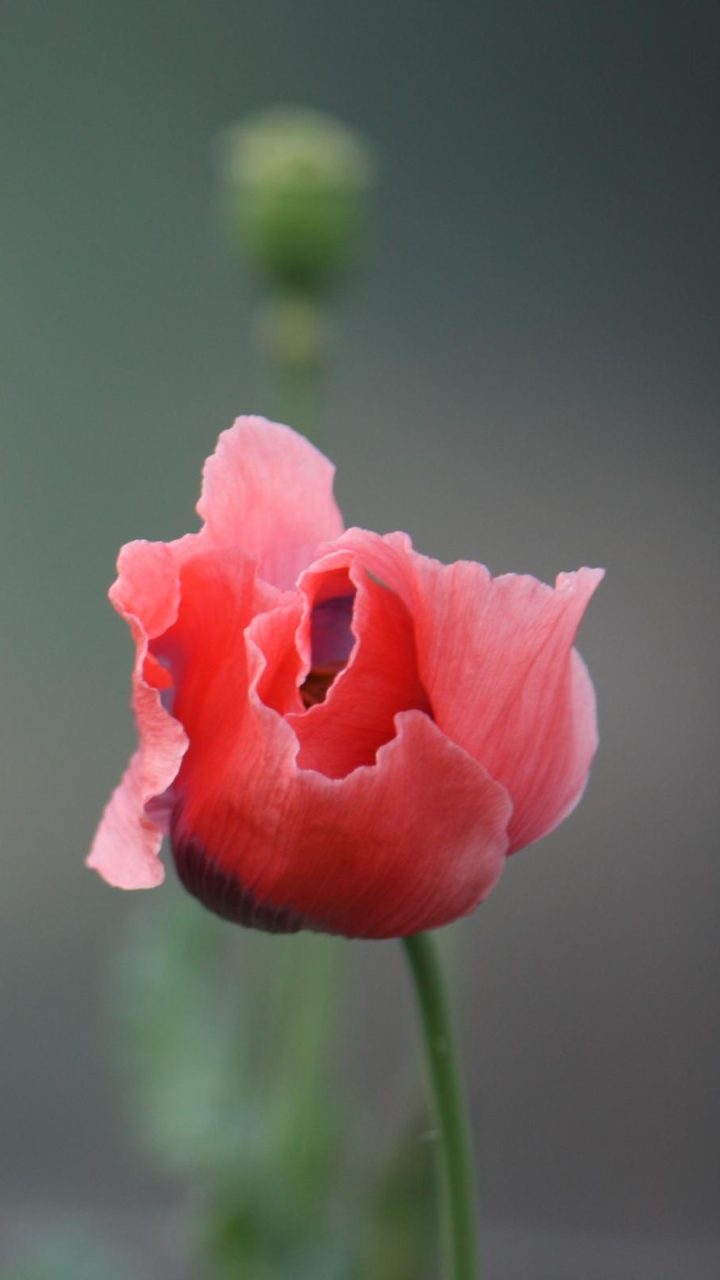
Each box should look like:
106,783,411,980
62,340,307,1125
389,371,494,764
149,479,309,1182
215,106,376,295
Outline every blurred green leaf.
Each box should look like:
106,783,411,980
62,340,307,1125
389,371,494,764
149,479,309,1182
109,885,445,1279
109,884,355,1275
2,1223,145,1280
110,887,254,1178
360,1108,438,1280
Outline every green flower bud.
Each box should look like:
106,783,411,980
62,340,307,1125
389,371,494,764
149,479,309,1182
215,107,376,295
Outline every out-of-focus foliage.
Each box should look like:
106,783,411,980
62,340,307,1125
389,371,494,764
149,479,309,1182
112,889,344,1171
1,1224,143,1280
111,888,437,1278
360,1114,438,1280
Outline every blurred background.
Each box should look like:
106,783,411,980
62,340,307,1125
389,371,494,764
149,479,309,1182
1,1,718,1276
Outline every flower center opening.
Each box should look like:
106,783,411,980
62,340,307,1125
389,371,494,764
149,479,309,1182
300,593,355,709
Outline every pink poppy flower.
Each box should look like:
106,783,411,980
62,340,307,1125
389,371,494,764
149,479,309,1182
88,417,602,939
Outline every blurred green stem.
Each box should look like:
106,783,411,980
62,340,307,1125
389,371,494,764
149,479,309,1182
273,935,340,1169
257,294,331,440
402,932,479,1280
257,283,342,1215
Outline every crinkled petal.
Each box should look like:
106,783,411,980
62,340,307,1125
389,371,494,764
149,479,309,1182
87,541,190,888
152,547,261,813
174,707,512,939
197,416,344,589
410,562,603,851
328,530,603,852
287,551,430,778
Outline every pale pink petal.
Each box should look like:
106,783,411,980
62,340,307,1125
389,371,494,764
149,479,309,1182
409,562,603,851
87,541,189,888
197,417,344,589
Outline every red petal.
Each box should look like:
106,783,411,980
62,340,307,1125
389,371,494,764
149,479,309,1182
328,530,602,852
174,708,511,939
288,552,430,778
153,547,260,817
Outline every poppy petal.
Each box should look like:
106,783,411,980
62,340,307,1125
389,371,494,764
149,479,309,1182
197,417,344,589
173,704,512,939
87,540,189,889
152,547,261,817
288,551,430,778
409,561,603,851
324,530,602,852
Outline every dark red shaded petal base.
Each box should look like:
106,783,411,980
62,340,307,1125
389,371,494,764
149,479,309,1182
171,834,305,934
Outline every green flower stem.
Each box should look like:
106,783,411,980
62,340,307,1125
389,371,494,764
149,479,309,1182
402,932,479,1280
256,294,330,442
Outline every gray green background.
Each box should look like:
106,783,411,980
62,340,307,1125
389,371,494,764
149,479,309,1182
1,1,718,1275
